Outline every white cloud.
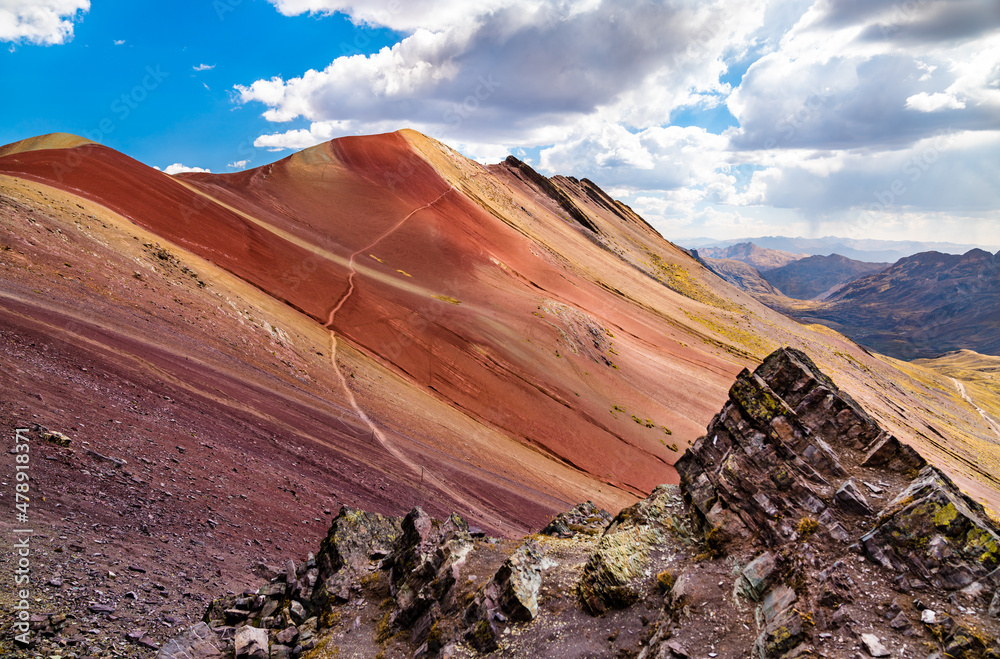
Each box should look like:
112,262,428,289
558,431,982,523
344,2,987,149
113,39,125,46
227,159,250,169
235,0,1000,245
452,141,510,164
0,0,89,45
193,63,215,71
905,92,966,112
727,0,1000,151
241,0,768,145
267,0,512,32
156,163,212,175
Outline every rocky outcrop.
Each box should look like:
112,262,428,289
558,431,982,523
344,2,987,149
575,485,683,615
463,540,545,652
166,347,1000,659
199,507,401,657
311,507,401,609
539,501,612,538
652,347,1000,659
863,465,1000,590
233,626,267,659
674,347,887,548
384,508,473,643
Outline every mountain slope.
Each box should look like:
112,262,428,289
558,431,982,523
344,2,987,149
790,249,1000,358
2,131,1000,654
914,350,1000,442
761,253,890,300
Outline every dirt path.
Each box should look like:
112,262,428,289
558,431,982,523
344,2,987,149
952,377,1000,442
324,185,505,530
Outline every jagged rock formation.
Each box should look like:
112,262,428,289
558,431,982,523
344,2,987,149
462,540,545,652
383,509,472,651
162,347,1000,659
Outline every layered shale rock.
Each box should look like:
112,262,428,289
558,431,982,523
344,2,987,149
383,508,473,647
863,465,1000,590
165,347,1000,659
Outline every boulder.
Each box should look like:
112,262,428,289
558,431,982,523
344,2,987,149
758,584,797,626
737,551,778,602
860,633,890,657
755,607,806,659
463,540,544,651
233,625,268,659
576,485,679,615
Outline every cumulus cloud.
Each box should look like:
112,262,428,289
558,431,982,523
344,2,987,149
233,0,1000,244
0,0,89,45
157,163,212,175
240,0,768,149
727,0,1000,151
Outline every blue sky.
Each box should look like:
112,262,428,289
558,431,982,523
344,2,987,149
2,0,999,246
0,0,398,172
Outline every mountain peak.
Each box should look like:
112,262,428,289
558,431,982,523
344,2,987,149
0,132,95,159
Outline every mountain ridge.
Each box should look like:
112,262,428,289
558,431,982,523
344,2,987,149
685,235,996,262
761,253,890,301
694,241,804,270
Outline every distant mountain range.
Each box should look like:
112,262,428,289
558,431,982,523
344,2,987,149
695,242,804,270
694,240,1000,359
761,254,890,301
788,249,1000,359
684,236,996,263
694,243,889,301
